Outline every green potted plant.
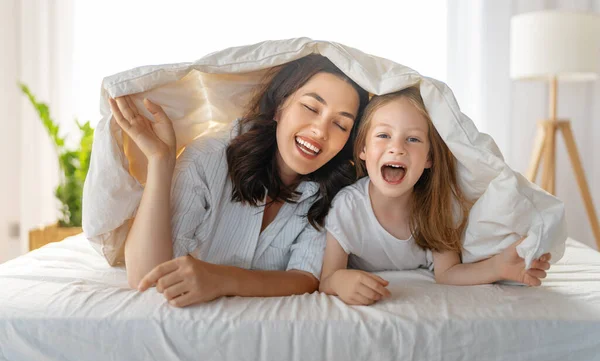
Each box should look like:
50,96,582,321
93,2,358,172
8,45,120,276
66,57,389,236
19,83,94,250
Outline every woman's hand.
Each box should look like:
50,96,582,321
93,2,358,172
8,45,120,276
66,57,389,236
330,269,390,306
493,238,551,286
109,96,176,162
137,256,230,307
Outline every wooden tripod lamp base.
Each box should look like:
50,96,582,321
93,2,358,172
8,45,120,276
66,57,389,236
527,119,600,249
510,10,600,249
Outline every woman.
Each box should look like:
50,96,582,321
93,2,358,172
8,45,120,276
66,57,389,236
109,54,369,307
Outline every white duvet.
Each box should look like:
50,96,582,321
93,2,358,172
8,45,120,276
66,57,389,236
81,37,567,267
1,234,599,361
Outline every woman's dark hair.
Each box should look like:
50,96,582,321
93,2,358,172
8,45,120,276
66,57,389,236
226,54,369,229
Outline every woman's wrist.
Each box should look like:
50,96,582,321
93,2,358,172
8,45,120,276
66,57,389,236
148,152,176,171
214,264,237,296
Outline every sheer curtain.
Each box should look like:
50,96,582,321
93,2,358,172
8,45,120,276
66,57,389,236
0,0,74,262
4,0,449,261
447,0,600,249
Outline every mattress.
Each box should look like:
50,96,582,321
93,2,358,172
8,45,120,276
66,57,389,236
0,233,599,361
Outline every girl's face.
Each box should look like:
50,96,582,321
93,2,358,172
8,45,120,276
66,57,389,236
359,97,432,199
275,72,360,182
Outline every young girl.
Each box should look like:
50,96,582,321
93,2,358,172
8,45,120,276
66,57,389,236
109,55,369,307
319,86,551,306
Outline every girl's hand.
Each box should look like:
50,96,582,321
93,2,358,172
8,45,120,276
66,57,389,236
109,96,176,162
331,269,391,306
493,237,551,286
137,256,229,307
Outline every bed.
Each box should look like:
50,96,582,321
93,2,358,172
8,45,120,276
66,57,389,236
0,233,598,361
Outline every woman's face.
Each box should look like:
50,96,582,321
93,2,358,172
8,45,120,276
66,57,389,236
274,72,360,182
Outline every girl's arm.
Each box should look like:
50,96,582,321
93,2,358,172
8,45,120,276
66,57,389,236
319,232,351,295
433,251,501,285
433,238,552,286
318,232,390,305
109,97,177,288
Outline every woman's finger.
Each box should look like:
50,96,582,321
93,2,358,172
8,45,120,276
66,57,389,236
109,98,131,131
169,291,195,308
116,96,136,123
138,259,180,291
144,98,172,125
155,271,184,293
125,96,140,117
163,281,189,301
126,96,155,130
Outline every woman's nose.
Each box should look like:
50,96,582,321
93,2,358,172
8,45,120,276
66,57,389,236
310,118,328,140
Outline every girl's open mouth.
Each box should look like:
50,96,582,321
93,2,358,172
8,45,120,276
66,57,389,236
381,163,406,184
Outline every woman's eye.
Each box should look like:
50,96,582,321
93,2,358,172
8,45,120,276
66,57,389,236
303,104,317,113
334,122,348,132
376,133,390,139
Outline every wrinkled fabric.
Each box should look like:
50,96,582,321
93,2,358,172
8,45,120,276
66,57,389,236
1,235,598,361
82,37,567,267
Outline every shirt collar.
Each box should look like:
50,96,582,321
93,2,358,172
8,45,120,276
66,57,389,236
295,181,320,202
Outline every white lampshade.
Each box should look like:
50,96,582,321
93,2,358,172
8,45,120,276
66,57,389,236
510,10,600,81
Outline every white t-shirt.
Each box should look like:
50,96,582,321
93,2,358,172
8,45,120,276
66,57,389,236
325,177,433,272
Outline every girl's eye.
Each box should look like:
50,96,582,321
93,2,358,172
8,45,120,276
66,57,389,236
376,133,390,139
303,104,317,113
408,137,421,143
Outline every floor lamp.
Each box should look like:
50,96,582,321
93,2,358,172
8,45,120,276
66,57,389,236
510,10,600,249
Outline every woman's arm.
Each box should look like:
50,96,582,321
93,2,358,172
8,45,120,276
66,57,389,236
109,97,177,288
433,238,551,286
136,256,318,307
124,156,175,288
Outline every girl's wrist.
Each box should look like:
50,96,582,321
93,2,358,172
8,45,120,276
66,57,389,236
327,270,344,296
490,254,505,281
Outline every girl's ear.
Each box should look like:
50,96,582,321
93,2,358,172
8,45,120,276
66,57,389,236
425,156,432,169
359,147,367,161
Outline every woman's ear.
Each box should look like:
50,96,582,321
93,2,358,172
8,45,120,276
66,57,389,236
274,107,282,123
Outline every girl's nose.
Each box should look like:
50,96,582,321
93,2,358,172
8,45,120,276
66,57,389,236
388,142,406,155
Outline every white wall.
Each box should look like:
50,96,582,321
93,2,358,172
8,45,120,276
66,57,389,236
448,0,600,249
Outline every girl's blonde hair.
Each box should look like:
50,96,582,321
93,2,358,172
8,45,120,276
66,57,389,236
353,86,471,253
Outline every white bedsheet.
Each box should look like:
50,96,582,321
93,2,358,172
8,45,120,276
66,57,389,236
0,234,599,361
